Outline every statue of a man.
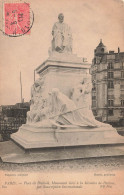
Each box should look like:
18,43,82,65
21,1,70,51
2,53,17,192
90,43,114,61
52,13,72,53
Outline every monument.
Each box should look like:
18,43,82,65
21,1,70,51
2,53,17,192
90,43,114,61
1,14,124,163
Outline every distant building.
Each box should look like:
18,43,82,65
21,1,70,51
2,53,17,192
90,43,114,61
0,102,30,141
0,102,30,120
90,40,124,126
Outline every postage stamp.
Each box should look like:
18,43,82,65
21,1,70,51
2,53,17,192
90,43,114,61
3,2,34,37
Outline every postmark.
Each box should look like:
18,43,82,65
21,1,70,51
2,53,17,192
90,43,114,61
2,2,34,37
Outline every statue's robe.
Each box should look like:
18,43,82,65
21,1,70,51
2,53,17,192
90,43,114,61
52,22,72,52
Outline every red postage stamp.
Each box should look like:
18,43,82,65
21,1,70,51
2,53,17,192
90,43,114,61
4,2,33,36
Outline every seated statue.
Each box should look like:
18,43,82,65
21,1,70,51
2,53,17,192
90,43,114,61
52,13,72,53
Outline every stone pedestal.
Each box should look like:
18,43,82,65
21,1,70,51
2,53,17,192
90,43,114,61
11,124,124,149
35,52,90,99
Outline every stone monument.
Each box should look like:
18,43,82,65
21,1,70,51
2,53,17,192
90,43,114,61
11,14,124,152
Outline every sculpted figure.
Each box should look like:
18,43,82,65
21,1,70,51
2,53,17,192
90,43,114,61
52,13,72,53
48,88,111,128
72,77,92,109
27,85,110,128
31,78,44,104
27,98,47,124
48,88,97,127
27,78,47,123
71,78,111,127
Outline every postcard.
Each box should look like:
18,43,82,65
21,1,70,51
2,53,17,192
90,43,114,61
0,0,124,194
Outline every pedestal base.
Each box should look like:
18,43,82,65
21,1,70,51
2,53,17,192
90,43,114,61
0,140,124,163
11,124,124,149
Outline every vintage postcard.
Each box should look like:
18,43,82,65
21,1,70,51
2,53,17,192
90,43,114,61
0,0,124,194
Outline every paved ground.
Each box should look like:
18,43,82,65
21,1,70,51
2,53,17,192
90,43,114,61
0,156,124,172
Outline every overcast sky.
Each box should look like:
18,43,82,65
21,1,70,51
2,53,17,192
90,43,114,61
0,0,124,105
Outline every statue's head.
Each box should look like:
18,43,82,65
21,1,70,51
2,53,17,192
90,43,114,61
58,13,64,23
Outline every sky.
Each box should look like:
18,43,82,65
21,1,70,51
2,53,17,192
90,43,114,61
0,0,124,105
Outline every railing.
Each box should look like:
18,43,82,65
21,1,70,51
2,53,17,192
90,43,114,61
0,118,26,141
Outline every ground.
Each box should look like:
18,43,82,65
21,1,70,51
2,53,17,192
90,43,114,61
0,154,124,172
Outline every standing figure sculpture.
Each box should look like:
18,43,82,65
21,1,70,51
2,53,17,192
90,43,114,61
52,13,72,53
